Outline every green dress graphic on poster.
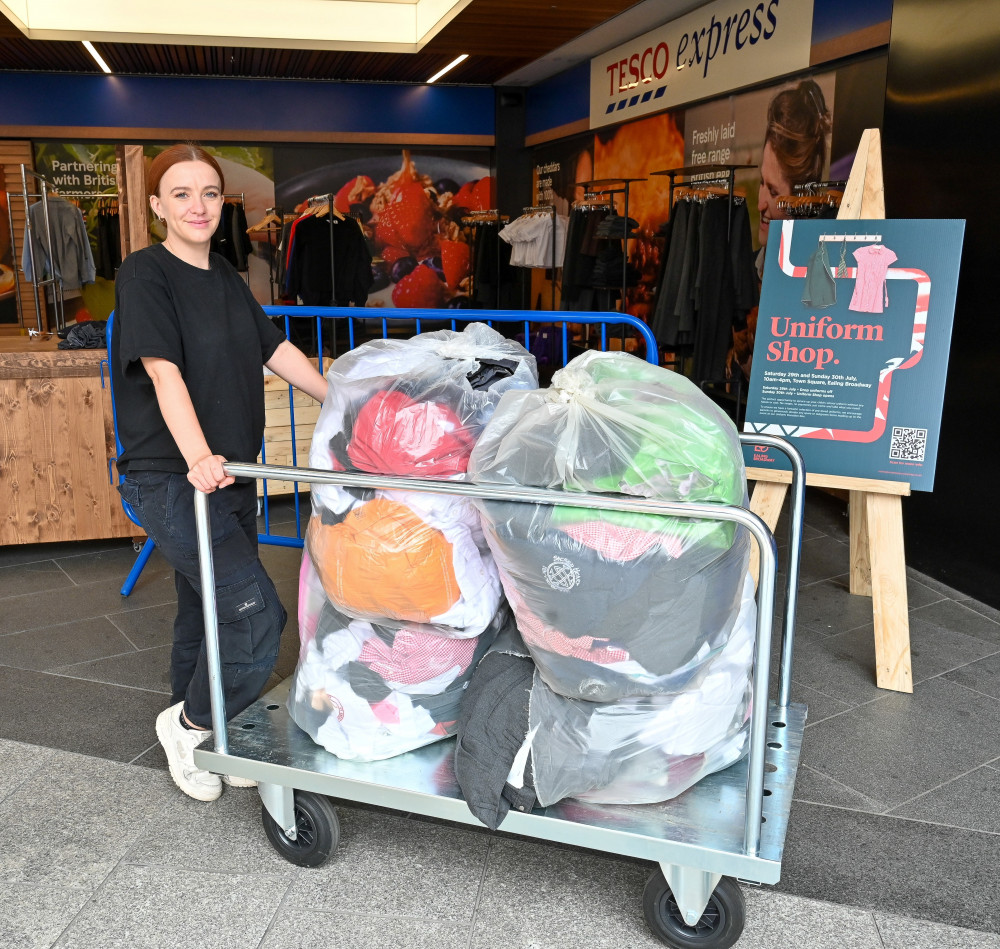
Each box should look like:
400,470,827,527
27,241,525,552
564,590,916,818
742,218,965,490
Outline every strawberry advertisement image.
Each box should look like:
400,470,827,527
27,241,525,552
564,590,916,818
275,146,493,308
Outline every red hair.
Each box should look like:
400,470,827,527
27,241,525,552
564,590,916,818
148,143,224,197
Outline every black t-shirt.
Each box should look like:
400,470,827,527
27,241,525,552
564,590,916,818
112,242,285,475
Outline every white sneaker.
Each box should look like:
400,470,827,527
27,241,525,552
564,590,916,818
155,702,223,802
222,774,258,788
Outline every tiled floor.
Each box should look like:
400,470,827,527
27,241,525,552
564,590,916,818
1,489,998,949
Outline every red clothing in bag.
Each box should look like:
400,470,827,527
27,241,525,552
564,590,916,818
347,390,476,477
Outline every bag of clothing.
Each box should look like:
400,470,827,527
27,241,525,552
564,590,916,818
304,323,537,638
288,558,512,761
468,350,751,701
306,488,502,636
526,573,756,805
454,574,757,820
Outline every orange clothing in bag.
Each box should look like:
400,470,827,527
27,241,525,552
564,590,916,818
307,497,461,623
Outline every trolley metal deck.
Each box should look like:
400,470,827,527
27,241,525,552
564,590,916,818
192,437,806,949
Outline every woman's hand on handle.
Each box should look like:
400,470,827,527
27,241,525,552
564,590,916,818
187,454,235,493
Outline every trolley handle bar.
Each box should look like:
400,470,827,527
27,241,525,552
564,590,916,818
195,461,781,858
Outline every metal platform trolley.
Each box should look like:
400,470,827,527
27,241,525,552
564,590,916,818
193,437,805,949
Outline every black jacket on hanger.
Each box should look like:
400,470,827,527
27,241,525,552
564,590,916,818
286,214,374,306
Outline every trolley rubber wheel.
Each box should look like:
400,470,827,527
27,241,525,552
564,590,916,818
261,791,340,868
642,870,745,949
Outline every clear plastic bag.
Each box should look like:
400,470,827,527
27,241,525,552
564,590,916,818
287,555,511,761
305,323,536,637
469,350,751,700
527,574,757,805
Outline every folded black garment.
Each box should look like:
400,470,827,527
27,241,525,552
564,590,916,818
455,622,537,830
57,320,108,349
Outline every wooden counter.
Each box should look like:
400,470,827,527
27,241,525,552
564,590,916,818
0,336,139,545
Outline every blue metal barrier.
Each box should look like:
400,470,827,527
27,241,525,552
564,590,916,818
255,306,658,550
109,306,658,592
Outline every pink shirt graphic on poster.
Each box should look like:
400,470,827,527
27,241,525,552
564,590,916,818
849,244,898,313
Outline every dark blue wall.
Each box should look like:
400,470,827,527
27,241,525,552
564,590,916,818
524,63,590,139
0,72,495,137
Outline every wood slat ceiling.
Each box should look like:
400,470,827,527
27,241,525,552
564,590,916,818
0,0,641,84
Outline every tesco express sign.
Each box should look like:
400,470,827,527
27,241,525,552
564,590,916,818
590,0,814,129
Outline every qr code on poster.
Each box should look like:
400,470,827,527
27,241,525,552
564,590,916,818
889,426,927,461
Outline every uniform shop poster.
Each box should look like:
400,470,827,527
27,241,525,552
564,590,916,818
742,219,964,490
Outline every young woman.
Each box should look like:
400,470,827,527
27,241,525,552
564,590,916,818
757,79,832,253
112,143,329,801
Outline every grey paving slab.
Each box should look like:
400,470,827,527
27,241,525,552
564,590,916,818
770,677,852,728
129,740,168,771
800,677,1000,807
776,489,849,542
0,537,130,569
127,784,297,876
738,888,883,949
0,666,169,761
259,542,307,582
0,572,176,637
284,807,489,921
791,575,883,636
106,601,177,650
0,737,58,802
0,559,74,600
955,597,1000,626
51,644,173,694
778,801,1000,932
796,535,853,587
56,545,169,586
875,911,1000,948
792,764,886,813
52,864,289,949
909,598,1000,647
0,616,136,672
944,653,1000,700
790,609,1000,708
792,574,946,637
261,912,471,949
905,567,967,601
887,765,1000,833
1,882,91,949
0,749,175,889
470,836,658,949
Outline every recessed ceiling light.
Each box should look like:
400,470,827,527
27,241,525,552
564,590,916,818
82,40,112,74
427,54,468,84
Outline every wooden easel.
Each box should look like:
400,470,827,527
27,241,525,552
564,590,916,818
748,129,914,693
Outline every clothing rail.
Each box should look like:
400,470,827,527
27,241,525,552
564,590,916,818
258,206,285,304
793,180,846,194
576,178,645,320
818,233,882,242
651,164,753,236
521,204,557,310
7,165,63,332
461,210,507,307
